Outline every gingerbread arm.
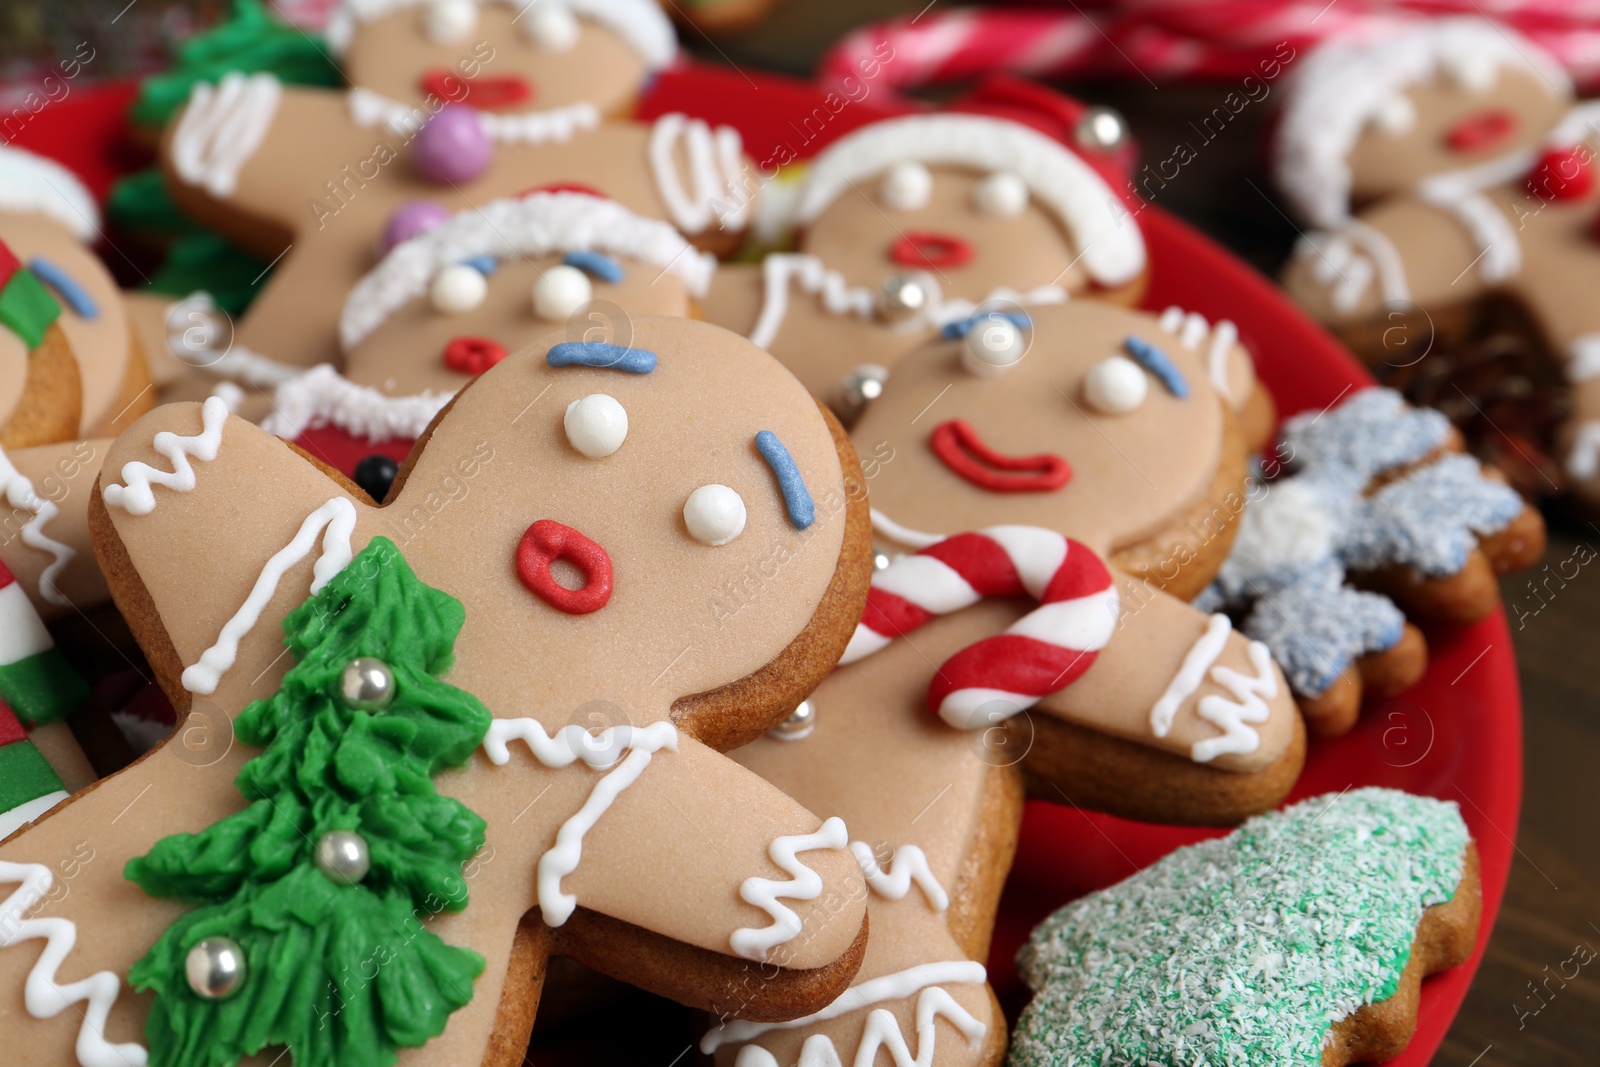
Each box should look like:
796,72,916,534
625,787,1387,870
1,439,111,620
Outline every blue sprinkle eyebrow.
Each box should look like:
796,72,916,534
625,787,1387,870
27,257,99,320
546,342,657,374
755,430,815,531
562,251,625,283
459,255,497,275
940,309,1031,341
1123,335,1190,398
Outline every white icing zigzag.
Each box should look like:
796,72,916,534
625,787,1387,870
1149,614,1279,764
0,861,149,1067
183,498,358,695
484,720,679,927
0,447,76,607
731,816,850,962
849,842,948,912
649,113,753,235
170,72,281,198
101,396,230,516
702,960,988,1062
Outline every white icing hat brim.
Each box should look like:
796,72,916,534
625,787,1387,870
339,191,716,350
1274,16,1570,228
793,114,1146,288
325,0,677,71
0,145,100,241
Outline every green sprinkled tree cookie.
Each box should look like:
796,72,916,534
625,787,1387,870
1013,788,1480,1067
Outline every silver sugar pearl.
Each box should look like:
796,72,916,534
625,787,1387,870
185,937,246,1000
1075,106,1128,152
878,273,932,322
872,550,892,571
833,363,890,426
769,700,816,741
315,829,372,885
339,657,395,711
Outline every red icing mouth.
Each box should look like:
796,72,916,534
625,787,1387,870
890,231,975,269
1444,109,1517,153
443,336,508,376
930,419,1071,493
517,520,614,615
419,69,534,111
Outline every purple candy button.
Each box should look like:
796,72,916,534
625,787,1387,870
381,200,452,253
414,105,491,185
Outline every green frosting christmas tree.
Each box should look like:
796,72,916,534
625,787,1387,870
126,538,494,1067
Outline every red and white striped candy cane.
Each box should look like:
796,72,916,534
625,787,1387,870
819,3,1600,94
841,526,1119,729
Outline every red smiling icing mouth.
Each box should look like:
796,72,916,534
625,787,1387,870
891,231,975,269
517,520,614,614
444,336,509,376
1444,109,1517,152
420,69,534,111
930,419,1071,493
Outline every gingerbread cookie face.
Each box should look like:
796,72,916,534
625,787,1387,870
853,301,1224,553
339,192,711,398
803,166,1088,299
0,317,873,1066
335,0,658,119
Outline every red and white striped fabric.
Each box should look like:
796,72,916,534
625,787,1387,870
842,526,1119,728
819,3,1600,94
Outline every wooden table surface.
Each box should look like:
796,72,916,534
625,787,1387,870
692,7,1600,1063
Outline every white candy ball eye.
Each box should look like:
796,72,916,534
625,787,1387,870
423,0,477,44
961,316,1027,377
1370,94,1417,137
972,171,1028,217
430,264,488,314
564,394,628,458
522,3,580,51
1083,355,1148,414
880,161,932,211
1442,53,1496,93
684,484,747,546
534,265,593,321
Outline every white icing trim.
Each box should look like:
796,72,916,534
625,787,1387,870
0,791,69,840
730,986,986,1066
345,87,601,144
648,113,753,235
1192,639,1278,764
1150,613,1231,738
1156,306,1239,400
1568,420,1600,481
1296,220,1411,315
182,498,358,695
161,291,305,388
793,114,1146,286
0,860,149,1067
1568,335,1600,382
0,447,76,607
171,72,282,198
1274,17,1569,227
850,842,948,911
0,145,100,240
102,396,230,516
261,365,453,443
1415,182,1521,283
484,719,679,926
339,192,715,351
730,816,850,962
700,960,987,1053
325,0,678,70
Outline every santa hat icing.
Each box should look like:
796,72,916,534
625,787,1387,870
325,0,678,71
1274,17,1570,228
0,145,100,242
793,113,1146,288
339,190,716,351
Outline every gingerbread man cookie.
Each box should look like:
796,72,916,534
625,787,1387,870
1275,17,1600,511
849,299,1305,826
155,0,754,385
1199,388,1544,736
1013,788,1480,1067
0,316,876,1065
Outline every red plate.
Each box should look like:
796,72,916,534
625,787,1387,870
21,65,1518,1067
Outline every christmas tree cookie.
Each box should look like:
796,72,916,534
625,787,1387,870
1013,788,1480,1067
